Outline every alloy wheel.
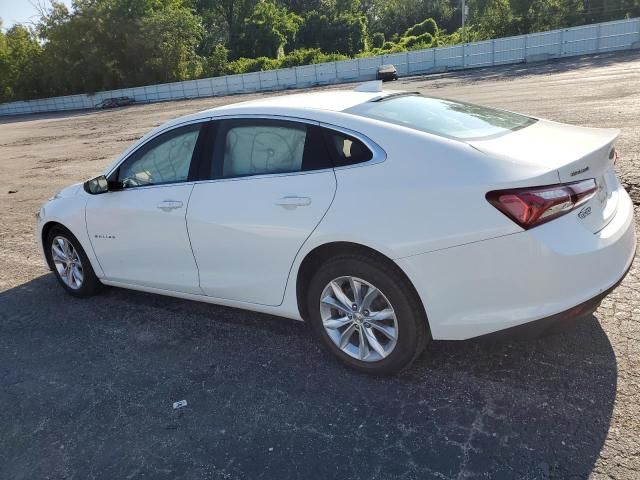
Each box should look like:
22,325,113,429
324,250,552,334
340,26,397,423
51,236,84,290
319,276,398,362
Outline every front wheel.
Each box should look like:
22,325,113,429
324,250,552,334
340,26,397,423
307,253,429,374
46,225,102,298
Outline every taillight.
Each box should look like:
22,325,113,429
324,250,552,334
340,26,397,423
486,179,597,229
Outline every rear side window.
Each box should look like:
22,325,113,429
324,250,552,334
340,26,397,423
345,94,536,141
323,130,373,167
211,119,332,179
223,124,306,177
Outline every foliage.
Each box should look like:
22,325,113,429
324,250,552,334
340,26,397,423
237,1,302,58
1,0,639,102
371,32,385,49
202,43,229,77
404,17,438,37
296,10,368,56
226,56,280,74
277,48,348,68
226,48,348,74
139,6,204,83
0,25,44,101
402,32,435,49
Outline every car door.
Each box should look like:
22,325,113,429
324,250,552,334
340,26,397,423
85,122,206,294
187,118,337,306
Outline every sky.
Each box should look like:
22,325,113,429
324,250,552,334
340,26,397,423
0,0,73,30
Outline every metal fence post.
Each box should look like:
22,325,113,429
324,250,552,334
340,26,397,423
491,39,496,65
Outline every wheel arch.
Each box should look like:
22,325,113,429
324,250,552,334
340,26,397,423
41,221,100,275
295,241,429,327
41,221,67,270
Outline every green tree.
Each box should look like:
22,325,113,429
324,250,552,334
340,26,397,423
35,0,203,94
238,1,302,58
0,24,43,101
469,0,515,37
371,31,385,48
296,9,368,55
372,0,455,39
333,13,368,55
202,43,229,77
140,6,204,82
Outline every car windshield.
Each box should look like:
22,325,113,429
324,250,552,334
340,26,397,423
345,94,536,140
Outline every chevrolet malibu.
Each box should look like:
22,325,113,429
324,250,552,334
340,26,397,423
36,84,636,374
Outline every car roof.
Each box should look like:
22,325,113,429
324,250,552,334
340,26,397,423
163,89,409,129
208,90,396,114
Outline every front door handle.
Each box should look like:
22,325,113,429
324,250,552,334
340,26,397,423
276,196,312,209
157,200,183,212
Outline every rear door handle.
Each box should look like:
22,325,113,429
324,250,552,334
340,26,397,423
157,200,183,212
276,196,312,209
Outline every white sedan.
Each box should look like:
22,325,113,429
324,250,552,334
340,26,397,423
36,83,636,374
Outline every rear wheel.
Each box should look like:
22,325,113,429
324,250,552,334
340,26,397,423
46,226,102,298
307,253,429,374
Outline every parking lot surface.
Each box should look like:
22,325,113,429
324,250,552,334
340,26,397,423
1,51,639,479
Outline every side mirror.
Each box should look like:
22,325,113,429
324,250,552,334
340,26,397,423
83,175,109,195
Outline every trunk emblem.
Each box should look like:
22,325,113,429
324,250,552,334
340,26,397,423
570,166,589,177
578,206,592,219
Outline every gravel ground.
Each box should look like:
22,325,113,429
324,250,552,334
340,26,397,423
1,51,639,479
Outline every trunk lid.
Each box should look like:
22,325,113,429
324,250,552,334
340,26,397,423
469,119,620,233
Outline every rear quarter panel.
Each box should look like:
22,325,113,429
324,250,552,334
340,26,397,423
307,115,558,260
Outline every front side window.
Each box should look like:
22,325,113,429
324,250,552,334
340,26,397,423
118,124,201,187
346,94,536,141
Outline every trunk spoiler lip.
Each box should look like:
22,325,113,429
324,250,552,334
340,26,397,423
466,119,620,170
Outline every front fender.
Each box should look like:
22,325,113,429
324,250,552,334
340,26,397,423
36,192,105,278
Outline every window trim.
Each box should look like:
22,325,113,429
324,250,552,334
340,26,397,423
105,115,387,189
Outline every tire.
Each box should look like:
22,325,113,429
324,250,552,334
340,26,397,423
46,225,103,298
307,253,429,375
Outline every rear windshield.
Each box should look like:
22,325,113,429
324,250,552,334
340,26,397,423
345,94,536,140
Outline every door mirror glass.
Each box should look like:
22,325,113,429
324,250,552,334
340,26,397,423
84,175,109,195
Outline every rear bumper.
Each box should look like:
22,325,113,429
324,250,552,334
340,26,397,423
397,186,636,340
376,72,398,81
476,256,632,340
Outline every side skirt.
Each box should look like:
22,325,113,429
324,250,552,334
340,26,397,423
100,279,304,321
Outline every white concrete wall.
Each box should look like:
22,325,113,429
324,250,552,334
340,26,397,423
1,17,638,117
